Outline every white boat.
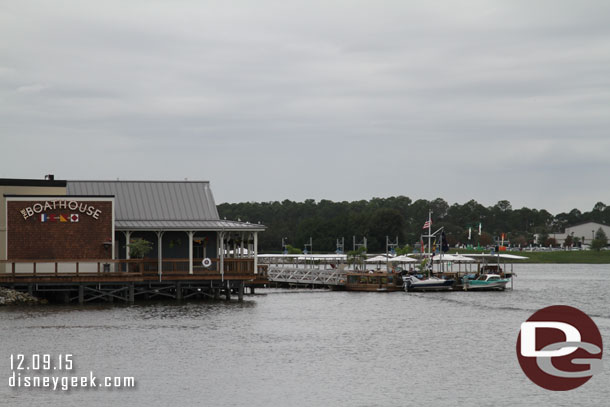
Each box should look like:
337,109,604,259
403,275,454,292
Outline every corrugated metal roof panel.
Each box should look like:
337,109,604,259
67,181,220,221
115,220,266,231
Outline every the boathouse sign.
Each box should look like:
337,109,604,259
19,200,103,221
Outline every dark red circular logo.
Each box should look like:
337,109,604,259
516,305,603,391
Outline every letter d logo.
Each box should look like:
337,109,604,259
516,305,603,391
520,322,581,357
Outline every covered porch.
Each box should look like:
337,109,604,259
114,220,265,277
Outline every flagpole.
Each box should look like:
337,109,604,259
428,210,432,256
428,210,432,274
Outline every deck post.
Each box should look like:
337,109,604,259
176,282,182,301
78,285,84,304
129,283,135,303
238,281,244,302
214,288,220,300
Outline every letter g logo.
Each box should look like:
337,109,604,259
516,305,603,391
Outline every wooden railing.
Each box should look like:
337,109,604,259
0,257,263,282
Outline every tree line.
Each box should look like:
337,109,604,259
218,197,610,253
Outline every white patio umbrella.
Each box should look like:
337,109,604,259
365,255,393,263
389,255,418,263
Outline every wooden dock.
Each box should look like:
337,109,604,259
0,258,268,304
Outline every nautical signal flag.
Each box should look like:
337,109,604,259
423,220,432,229
40,214,79,223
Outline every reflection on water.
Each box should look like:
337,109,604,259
1,264,609,407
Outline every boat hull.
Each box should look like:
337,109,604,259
465,280,509,291
345,284,403,292
404,277,455,292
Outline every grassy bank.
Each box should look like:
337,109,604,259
449,249,610,264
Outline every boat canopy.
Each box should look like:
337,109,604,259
459,253,528,260
407,253,476,262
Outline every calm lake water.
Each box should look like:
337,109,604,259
1,264,609,407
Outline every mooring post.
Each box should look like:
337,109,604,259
250,286,255,295
176,282,182,301
78,285,84,305
224,281,231,301
238,281,244,302
213,287,220,300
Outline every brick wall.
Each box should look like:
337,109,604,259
6,199,113,260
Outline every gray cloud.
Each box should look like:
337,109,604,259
1,0,609,214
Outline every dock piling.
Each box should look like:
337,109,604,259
238,281,244,302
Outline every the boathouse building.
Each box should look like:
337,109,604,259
1,177,265,276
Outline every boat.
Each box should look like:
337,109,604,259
403,275,455,292
345,271,403,292
463,273,510,291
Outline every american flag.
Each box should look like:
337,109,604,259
423,220,431,229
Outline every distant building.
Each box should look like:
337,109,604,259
549,221,610,247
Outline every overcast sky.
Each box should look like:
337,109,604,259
1,1,609,214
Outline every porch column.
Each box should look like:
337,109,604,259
124,231,132,259
240,233,245,258
156,231,164,280
253,231,258,274
219,231,225,281
187,231,194,275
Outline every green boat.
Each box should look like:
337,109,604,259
463,274,510,291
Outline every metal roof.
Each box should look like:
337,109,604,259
67,180,219,221
115,220,265,231
66,180,265,231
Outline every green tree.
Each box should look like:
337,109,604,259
537,231,549,247
347,246,367,269
591,227,608,251
395,245,413,255
127,238,153,259
284,244,302,254
479,231,493,247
